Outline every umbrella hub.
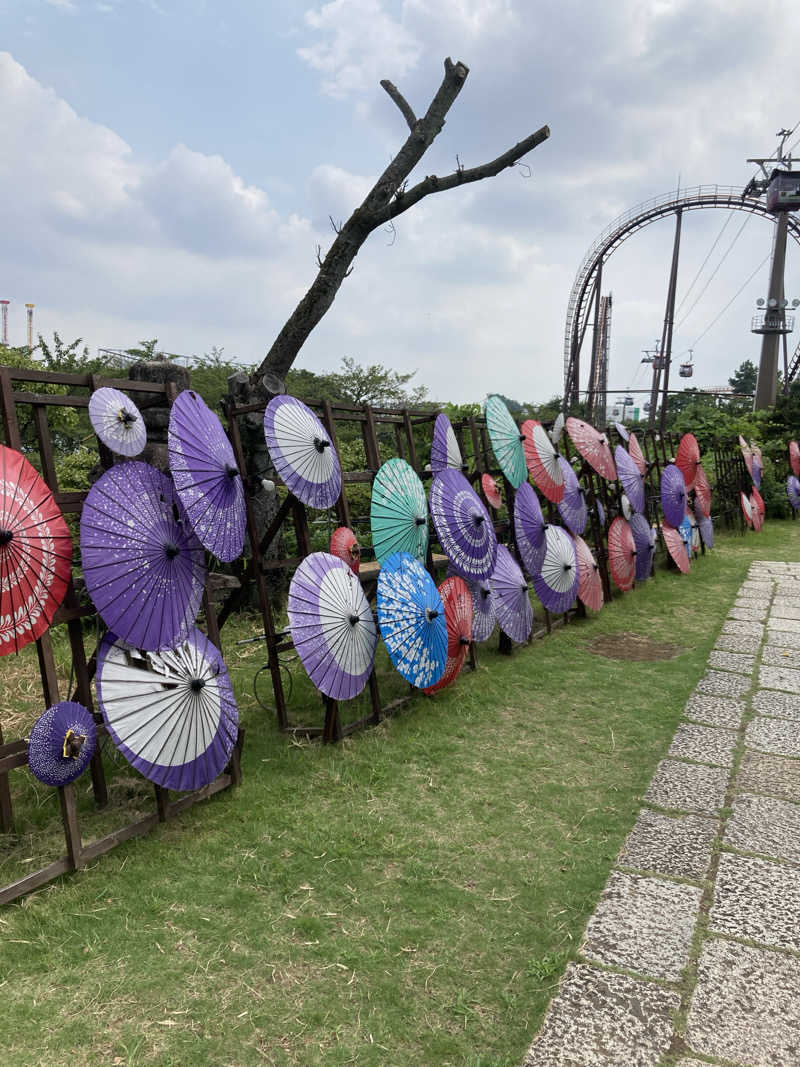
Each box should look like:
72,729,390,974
313,436,331,454
414,516,426,527
471,511,485,526
518,433,526,443
459,635,471,646
224,463,240,479
563,562,572,571
62,729,86,760
425,608,439,622
118,408,138,426
481,587,490,599
164,541,181,560
190,677,206,693
0,528,13,547
348,613,360,626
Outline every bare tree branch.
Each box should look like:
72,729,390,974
380,79,417,131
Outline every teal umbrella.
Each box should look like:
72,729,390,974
485,395,527,488
370,458,428,564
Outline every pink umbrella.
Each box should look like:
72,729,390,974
566,417,617,481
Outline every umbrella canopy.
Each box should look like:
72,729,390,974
620,494,634,521
573,534,604,611
629,512,655,582
750,490,765,532
532,525,580,614
522,420,565,503
377,552,447,689
430,413,463,474
97,628,239,792
485,395,527,489
687,508,701,555
0,445,72,657
565,417,618,481
594,497,607,529
288,552,377,700
741,491,754,528
615,421,630,442
550,412,565,445
662,520,690,573
788,475,800,510
264,395,341,510
465,575,496,642
608,517,637,592
698,512,715,548
615,444,646,514
675,433,701,491
370,458,428,564
481,473,503,510
660,464,688,528
81,461,206,651
330,526,361,575
693,466,712,518
628,432,647,476
424,576,473,694
790,441,800,478
489,544,533,643
168,389,246,563
678,514,693,554
88,387,146,457
513,481,547,576
27,701,97,787
739,435,755,479
429,469,497,581
752,458,763,490
556,457,587,535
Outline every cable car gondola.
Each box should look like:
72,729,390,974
767,169,800,213
679,363,693,378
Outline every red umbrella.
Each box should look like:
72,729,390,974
330,526,360,575
662,520,690,573
675,433,701,491
628,432,647,476
693,466,712,518
521,419,565,503
481,473,503,511
0,445,72,656
573,534,603,611
741,492,754,528
607,517,636,592
790,440,800,478
424,576,473,694
566,417,617,481
750,488,765,532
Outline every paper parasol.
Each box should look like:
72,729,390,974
615,421,630,442
288,552,377,700
741,492,754,528
88,387,146,457
595,497,606,528
739,435,755,479
465,575,496,642
81,461,206,651
790,441,800,478
481,473,503,510
629,513,655,582
424,576,473,694
485,395,527,489
675,433,701,491
430,413,463,474
615,444,646,514
697,512,715,548
556,457,587,535
621,494,634,521
788,475,800,510
662,520,690,573
750,490,765,532
608,517,636,591
573,534,603,611
566,417,618,481
550,412,565,446
370,458,428,564
330,526,361,575
522,420,565,503
660,464,688,528
489,544,533,643
752,457,763,490
429,469,497,581
264,395,341,510
628,432,647,476
97,628,238,792
678,514,693,554
377,552,447,689
693,465,712,518
533,525,579,614
513,481,547,576
0,445,72,657
27,702,97,787
168,389,246,563
687,508,701,556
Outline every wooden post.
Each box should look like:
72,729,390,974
59,784,83,869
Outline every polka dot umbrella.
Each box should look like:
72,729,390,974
88,387,146,457
27,702,97,787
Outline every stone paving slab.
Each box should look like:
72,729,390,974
746,716,800,758
765,627,798,649
695,670,751,698
771,603,800,620
728,606,767,622
759,665,800,693
710,851,800,951
707,649,755,674
685,937,800,1066
721,619,765,637
752,689,800,721
767,616,800,634
734,596,771,612
773,595,800,607
761,644,800,671
668,723,737,767
713,631,762,655
683,693,745,730
618,809,717,882
581,872,702,980
522,963,680,1067
737,750,800,804
724,792,800,864
646,759,728,815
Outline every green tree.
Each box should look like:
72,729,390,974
326,356,428,408
125,338,159,361
729,359,757,395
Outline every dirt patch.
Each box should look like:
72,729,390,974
586,631,685,662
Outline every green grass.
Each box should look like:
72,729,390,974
0,520,798,1066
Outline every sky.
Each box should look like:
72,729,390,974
1,0,799,406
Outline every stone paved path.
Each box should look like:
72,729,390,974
523,560,800,1067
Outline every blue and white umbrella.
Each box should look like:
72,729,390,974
377,552,447,689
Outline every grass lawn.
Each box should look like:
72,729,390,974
0,519,798,1066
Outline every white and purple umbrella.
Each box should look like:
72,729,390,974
489,544,533,643
532,525,579,614
466,575,496,643
168,389,246,563
27,701,97,787
264,394,341,510
615,444,646,514
88,387,146,457
431,413,463,473
629,512,655,582
660,463,688,528
556,457,587,535
81,461,206,651
429,469,497,581
514,482,547,576
288,552,377,700
377,552,447,689
97,628,239,792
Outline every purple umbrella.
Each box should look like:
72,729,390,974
168,389,246,563
660,463,688,528
514,481,547,576
697,512,715,548
466,576,496,642
81,461,206,651
264,395,341,509
752,458,763,489
556,456,587,535
429,469,497,581
629,512,655,582
27,702,97,787
96,627,239,792
88,387,146,457
615,444,646,514
532,525,579,614
615,421,629,442
288,552,377,700
788,475,800,510
489,544,533,643
431,413,464,473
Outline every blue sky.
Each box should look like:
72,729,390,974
1,0,799,405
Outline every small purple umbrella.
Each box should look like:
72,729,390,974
264,395,341,509
660,463,688,528
96,627,239,792
788,475,800,510
168,389,246,563
288,552,377,700
615,421,629,442
431,413,464,473
532,525,579,614
514,481,547,576
556,456,587,535
81,461,206,651
429,469,497,581
698,512,715,547
88,387,146,457
752,457,763,489
489,544,533,643
629,512,655,582
28,702,97,787
466,576,496,642
615,444,646,514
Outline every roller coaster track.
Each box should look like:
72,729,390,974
563,185,800,405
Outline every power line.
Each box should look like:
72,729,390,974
689,250,771,349
675,211,735,317
676,213,752,329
